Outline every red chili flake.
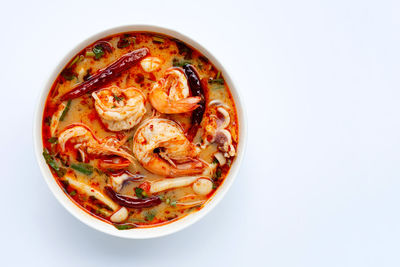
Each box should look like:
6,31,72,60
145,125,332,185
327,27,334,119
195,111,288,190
139,181,151,193
88,110,98,122
149,73,157,81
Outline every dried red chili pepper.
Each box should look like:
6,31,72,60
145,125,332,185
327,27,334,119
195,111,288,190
61,48,149,100
183,64,206,139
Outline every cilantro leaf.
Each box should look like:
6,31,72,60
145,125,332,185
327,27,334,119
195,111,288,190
135,187,145,199
92,45,104,60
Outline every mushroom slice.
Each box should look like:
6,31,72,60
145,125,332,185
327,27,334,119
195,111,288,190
149,175,206,193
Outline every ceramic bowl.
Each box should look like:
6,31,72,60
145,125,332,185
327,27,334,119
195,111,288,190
33,25,247,239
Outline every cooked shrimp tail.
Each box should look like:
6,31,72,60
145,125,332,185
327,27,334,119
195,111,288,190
149,68,202,114
133,118,206,176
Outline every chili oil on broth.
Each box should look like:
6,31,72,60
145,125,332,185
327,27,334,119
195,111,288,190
42,32,238,229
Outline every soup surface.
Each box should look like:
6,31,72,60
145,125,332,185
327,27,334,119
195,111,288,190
42,32,238,229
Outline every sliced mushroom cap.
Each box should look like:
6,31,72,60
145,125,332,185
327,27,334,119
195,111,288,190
214,152,226,166
149,175,206,193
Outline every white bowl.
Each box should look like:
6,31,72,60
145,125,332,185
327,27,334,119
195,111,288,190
33,25,247,239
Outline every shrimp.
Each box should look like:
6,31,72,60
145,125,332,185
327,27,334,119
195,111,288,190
92,86,146,131
149,68,201,114
132,118,206,176
58,124,135,164
140,56,163,72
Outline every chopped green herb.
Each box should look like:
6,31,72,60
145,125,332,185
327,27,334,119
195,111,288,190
128,36,136,44
61,69,76,81
117,36,135,48
208,78,224,85
92,45,104,60
145,211,156,221
44,116,51,126
48,137,58,144
57,168,67,178
170,200,177,207
70,190,77,196
58,155,69,167
152,36,165,43
95,208,111,217
213,167,222,180
114,223,136,230
212,183,217,189
68,55,84,68
71,163,93,175
172,58,192,67
216,71,221,79
158,195,164,201
114,95,124,101
166,198,170,204
43,149,66,177
118,39,130,48
85,50,95,57
59,100,71,121
175,40,192,59
135,187,145,199
212,157,219,164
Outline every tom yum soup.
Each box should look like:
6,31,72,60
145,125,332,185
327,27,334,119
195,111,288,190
42,32,239,229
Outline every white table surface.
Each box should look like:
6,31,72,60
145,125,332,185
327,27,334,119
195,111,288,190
1,0,400,266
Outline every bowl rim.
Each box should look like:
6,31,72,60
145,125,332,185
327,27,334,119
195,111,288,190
33,24,248,239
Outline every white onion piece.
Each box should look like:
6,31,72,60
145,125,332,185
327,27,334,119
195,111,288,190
214,152,226,166
77,67,86,82
64,174,118,211
110,207,128,223
208,99,230,110
149,175,205,193
216,107,230,129
192,178,213,195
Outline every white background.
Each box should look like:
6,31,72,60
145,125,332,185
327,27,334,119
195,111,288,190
1,0,399,266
